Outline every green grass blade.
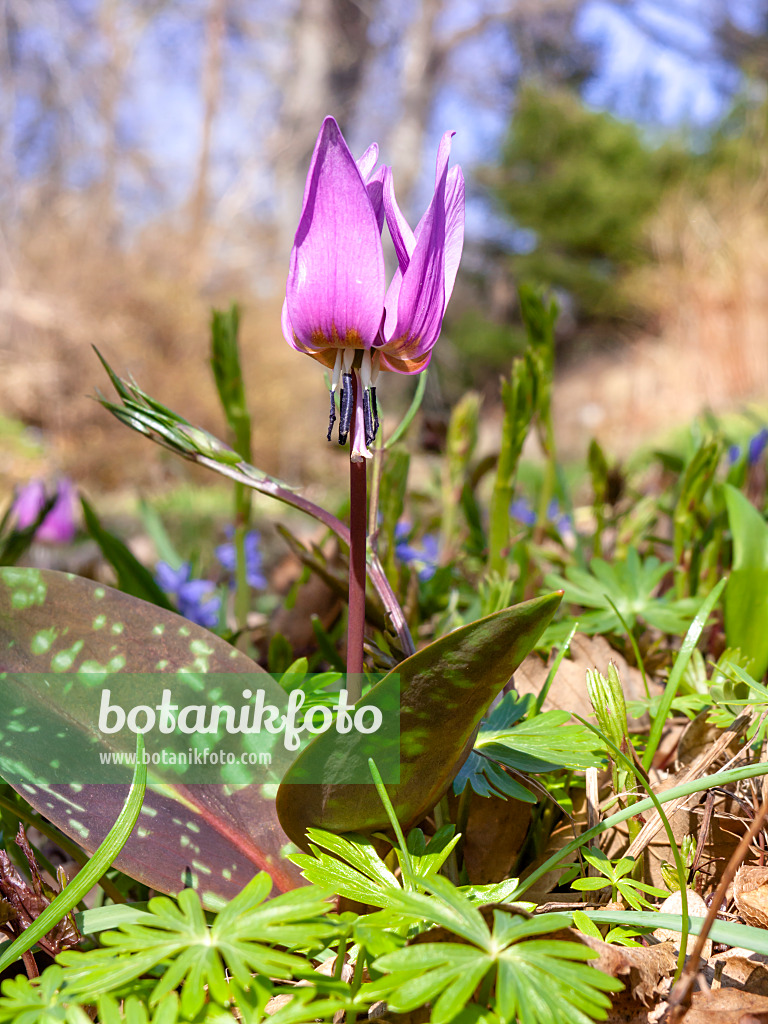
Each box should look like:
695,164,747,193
384,370,428,449
0,735,147,972
642,577,726,771
510,759,768,901
580,911,768,956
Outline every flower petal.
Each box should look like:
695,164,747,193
366,165,386,234
376,131,464,374
443,165,465,305
36,479,77,544
377,150,450,368
356,142,379,181
382,165,416,271
283,117,385,356
281,299,337,368
12,481,45,529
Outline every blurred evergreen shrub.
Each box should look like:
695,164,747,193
485,84,687,321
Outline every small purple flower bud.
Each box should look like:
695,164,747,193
12,479,77,543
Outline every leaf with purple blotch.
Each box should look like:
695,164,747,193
0,567,304,908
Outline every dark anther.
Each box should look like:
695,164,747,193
370,386,379,439
363,389,375,447
338,372,353,444
326,389,337,442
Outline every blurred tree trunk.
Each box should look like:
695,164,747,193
271,0,377,252
386,0,444,206
95,0,132,245
188,0,226,277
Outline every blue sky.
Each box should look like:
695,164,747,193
9,1,756,243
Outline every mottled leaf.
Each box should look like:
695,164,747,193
276,592,562,847
0,567,304,906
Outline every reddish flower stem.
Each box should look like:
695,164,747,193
347,372,367,699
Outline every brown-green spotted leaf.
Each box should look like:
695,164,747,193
276,592,562,848
0,568,304,907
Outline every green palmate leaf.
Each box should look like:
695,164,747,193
545,548,698,635
276,592,562,846
365,884,621,1024
0,966,94,1024
479,710,604,772
291,825,461,907
0,567,305,906
455,693,604,801
724,483,768,679
58,875,335,1017
295,828,400,904
453,751,537,802
95,992,183,1024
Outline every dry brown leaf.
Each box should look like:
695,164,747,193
706,947,768,996
269,550,341,654
734,867,768,929
264,993,294,1015
605,987,663,1024
446,788,531,882
517,789,588,899
623,714,750,866
513,634,653,720
654,891,712,959
578,933,677,1006
679,986,768,1022
604,777,742,891
677,712,747,769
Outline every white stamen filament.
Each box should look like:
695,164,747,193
360,349,372,390
342,348,356,373
370,350,381,387
331,349,344,391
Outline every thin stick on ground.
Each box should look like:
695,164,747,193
667,778,768,1019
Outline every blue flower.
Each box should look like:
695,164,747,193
215,528,267,589
749,428,768,466
546,498,573,535
509,498,536,527
727,427,768,467
155,561,221,629
510,496,573,535
394,523,440,581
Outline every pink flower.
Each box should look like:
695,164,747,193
13,479,77,543
282,117,464,459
